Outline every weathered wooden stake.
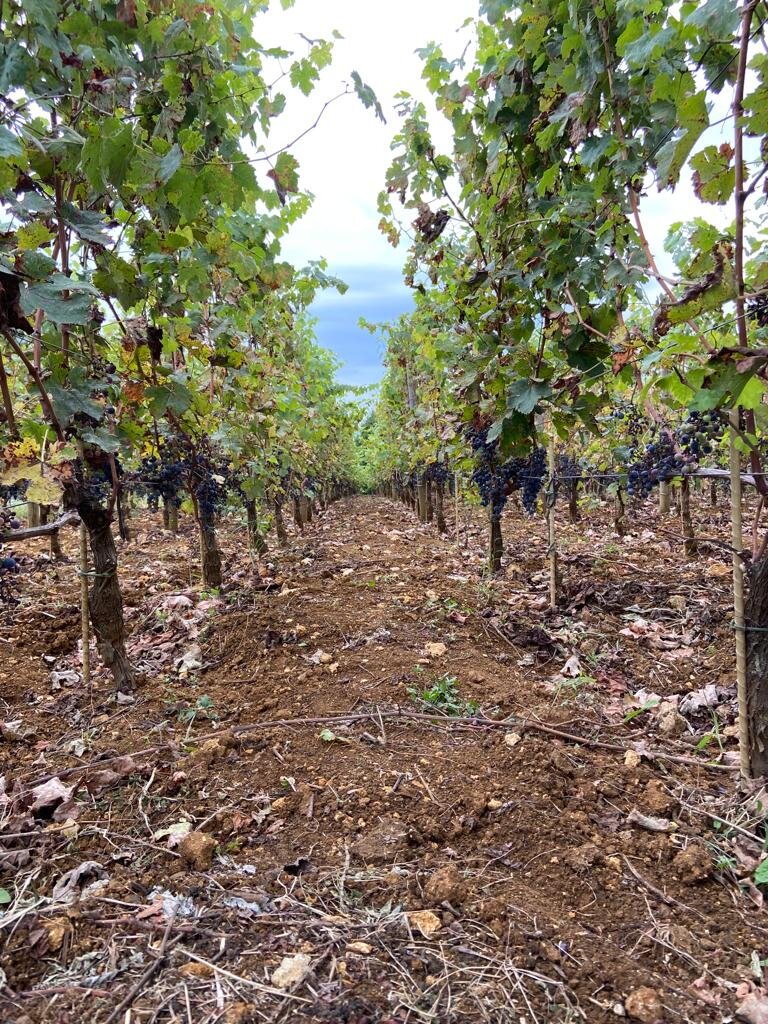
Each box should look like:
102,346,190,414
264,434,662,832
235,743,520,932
547,435,558,608
729,412,750,778
79,522,91,693
454,472,460,545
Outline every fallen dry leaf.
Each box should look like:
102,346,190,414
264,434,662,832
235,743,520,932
407,909,442,937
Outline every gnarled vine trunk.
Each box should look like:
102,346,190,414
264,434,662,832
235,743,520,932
77,500,135,693
293,495,304,532
274,498,288,547
434,480,446,534
196,511,222,589
417,478,428,522
613,486,626,537
245,498,268,556
489,508,503,573
568,480,580,523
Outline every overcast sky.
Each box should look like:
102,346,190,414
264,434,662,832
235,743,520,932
258,2,733,389
258,0,473,388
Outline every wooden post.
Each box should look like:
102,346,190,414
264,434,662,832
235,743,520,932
680,477,697,557
729,413,750,778
454,472,460,545
659,481,670,515
79,522,91,693
547,436,558,608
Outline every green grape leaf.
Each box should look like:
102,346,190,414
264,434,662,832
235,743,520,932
351,71,386,123
0,126,22,157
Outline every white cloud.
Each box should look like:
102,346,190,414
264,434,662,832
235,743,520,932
258,0,473,271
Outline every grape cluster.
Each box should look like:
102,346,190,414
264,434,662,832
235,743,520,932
137,448,184,509
82,466,113,504
677,410,723,459
626,410,724,498
0,482,25,504
626,430,692,498
424,461,450,485
607,402,645,438
556,453,581,480
748,292,768,328
0,509,20,605
521,447,546,514
0,506,21,534
195,474,226,521
467,426,546,520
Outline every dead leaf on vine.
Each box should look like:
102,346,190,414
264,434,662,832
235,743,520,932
611,346,637,374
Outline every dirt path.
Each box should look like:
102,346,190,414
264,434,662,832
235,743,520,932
0,496,762,1023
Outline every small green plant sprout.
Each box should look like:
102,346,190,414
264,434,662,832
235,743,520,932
178,694,218,727
408,674,478,717
695,711,725,756
553,674,596,701
624,696,660,724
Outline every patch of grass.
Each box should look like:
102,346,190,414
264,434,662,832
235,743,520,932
623,697,660,723
553,674,596,702
408,674,478,717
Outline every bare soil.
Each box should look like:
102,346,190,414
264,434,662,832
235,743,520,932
0,491,765,1024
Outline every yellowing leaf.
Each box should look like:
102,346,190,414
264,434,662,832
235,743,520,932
1,463,63,504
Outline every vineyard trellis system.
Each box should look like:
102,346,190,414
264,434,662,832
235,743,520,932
2,0,768,782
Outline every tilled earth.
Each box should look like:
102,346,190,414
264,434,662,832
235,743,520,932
0,493,765,1024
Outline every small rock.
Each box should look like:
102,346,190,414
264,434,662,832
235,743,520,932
672,843,712,884
179,962,214,978
407,909,442,937
346,941,373,955
178,831,217,871
624,985,663,1023
424,642,447,658
641,780,678,818
222,1003,257,1024
425,863,466,905
351,818,408,864
563,843,603,874
271,952,312,989
656,703,686,736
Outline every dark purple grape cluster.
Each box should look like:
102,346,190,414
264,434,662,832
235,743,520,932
0,506,21,534
556,453,581,480
748,292,768,328
425,461,450,484
467,426,546,520
137,448,184,508
677,410,723,459
0,525,20,605
0,482,26,510
608,403,645,438
626,430,692,498
82,466,113,504
626,410,724,498
520,447,546,514
195,473,226,521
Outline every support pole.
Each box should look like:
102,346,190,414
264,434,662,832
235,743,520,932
729,412,750,778
454,472,460,546
547,436,558,609
79,522,91,693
